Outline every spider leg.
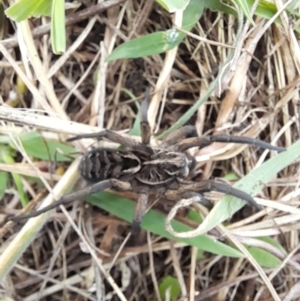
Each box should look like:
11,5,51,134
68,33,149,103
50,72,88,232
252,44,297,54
210,181,262,210
140,87,151,144
194,180,262,210
177,134,286,152
9,179,131,221
67,129,152,155
162,125,197,147
164,189,213,209
131,187,149,235
200,181,263,210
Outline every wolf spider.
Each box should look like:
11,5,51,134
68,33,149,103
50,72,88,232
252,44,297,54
12,89,285,233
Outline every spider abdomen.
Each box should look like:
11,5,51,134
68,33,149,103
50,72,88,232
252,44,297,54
79,148,141,183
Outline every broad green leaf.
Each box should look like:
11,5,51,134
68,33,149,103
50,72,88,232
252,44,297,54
87,192,244,257
182,0,204,30
8,132,75,162
156,0,189,12
0,171,8,200
5,0,51,22
106,30,186,62
159,276,181,300
51,0,66,54
193,139,300,234
247,247,281,268
106,0,204,61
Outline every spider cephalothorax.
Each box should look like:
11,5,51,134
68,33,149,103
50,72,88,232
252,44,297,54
12,89,286,233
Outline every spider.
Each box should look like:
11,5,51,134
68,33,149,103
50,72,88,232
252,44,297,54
11,89,285,233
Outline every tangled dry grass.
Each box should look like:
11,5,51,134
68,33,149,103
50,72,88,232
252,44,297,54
0,0,300,300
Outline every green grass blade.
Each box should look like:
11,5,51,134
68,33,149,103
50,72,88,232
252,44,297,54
0,171,8,200
182,0,204,30
8,132,75,162
106,30,186,62
159,276,181,300
106,0,203,62
87,192,244,258
51,0,66,54
235,0,254,24
196,139,300,234
0,146,29,206
121,89,141,137
5,0,51,22
156,0,189,12
247,246,281,268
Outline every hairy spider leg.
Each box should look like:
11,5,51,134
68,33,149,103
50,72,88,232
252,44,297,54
140,87,151,145
207,180,262,210
129,88,151,235
67,129,153,155
177,180,263,210
162,125,198,146
67,89,153,154
132,187,149,235
164,190,213,209
177,134,286,152
10,179,131,221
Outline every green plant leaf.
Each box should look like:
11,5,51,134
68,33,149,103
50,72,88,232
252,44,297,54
8,132,75,162
187,209,203,223
5,0,51,22
0,145,28,206
258,237,287,254
204,0,300,32
130,101,141,137
121,88,142,137
159,276,181,300
186,210,205,259
203,0,236,15
106,0,204,61
106,30,186,62
247,246,281,268
223,172,239,181
51,0,66,54
235,0,254,24
193,139,300,234
182,0,204,30
0,171,8,200
156,0,189,12
87,192,244,257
